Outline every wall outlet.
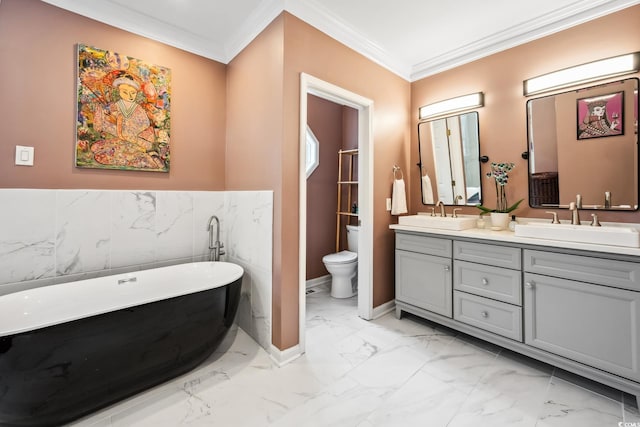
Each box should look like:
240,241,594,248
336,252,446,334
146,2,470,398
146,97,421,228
386,198,392,211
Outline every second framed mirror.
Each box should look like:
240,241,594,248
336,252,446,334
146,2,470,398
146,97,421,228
418,111,482,206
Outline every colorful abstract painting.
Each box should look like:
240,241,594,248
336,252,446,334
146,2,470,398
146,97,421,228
76,44,171,172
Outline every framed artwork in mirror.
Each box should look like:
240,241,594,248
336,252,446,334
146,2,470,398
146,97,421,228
577,91,623,140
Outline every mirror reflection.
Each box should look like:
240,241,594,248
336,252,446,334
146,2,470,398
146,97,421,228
418,111,482,205
526,78,638,210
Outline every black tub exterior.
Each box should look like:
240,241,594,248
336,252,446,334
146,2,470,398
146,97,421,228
0,276,242,427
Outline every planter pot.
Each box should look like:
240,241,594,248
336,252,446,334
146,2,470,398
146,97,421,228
490,212,510,230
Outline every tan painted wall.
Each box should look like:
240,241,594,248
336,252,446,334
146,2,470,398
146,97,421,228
555,79,636,207
529,96,558,173
283,13,411,347
0,0,227,190
306,95,342,280
7,0,639,353
410,5,640,223
340,106,359,251
225,14,286,345
305,96,359,280
228,12,411,349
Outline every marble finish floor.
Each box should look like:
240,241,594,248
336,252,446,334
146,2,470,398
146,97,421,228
74,286,640,426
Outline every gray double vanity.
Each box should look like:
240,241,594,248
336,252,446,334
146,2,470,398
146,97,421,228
401,69,640,405
392,224,640,406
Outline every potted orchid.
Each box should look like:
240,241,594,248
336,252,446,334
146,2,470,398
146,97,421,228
477,162,523,229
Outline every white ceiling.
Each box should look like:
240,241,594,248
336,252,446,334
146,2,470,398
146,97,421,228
42,0,640,81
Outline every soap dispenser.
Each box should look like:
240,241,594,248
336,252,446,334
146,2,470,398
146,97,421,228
508,215,517,231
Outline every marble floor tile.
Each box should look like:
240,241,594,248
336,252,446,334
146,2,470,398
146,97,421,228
362,370,469,427
418,333,501,395
536,376,623,427
270,376,394,427
71,286,629,427
446,350,552,427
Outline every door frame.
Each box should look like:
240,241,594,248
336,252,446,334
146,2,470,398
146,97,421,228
298,73,374,352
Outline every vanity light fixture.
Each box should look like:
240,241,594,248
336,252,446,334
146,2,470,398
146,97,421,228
418,92,484,121
523,52,640,96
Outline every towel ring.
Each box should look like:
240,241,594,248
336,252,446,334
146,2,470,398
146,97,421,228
393,165,403,180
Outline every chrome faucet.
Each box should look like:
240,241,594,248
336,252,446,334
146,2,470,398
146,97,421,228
436,200,446,217
207,215,225,261
569,202,581,225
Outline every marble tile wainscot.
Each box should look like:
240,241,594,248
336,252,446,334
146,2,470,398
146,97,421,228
391,223,640,407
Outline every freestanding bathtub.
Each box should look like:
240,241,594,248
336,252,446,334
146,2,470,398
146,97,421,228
0,261,243,427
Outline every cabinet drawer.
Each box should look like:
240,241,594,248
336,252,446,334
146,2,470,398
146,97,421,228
524,250,640,292
454,241,521,269
453,291,522,341
454,260,522,305
396,233,452,258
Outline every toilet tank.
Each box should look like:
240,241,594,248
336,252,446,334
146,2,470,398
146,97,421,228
346,225,359,253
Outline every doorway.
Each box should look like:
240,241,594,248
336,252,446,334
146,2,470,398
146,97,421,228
298,73,374,353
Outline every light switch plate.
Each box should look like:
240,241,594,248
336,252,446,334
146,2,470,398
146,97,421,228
15,145,34,166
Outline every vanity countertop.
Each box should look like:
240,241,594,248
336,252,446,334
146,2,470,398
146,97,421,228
390,222,640,257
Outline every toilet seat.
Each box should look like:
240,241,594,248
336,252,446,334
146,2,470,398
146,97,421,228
322,250,357,264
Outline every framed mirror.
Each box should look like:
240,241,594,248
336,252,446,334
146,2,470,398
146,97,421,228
526,78,638,210
418,111,482,205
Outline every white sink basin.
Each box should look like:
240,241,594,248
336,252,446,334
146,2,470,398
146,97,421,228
398,214,477,231
514,223,640,248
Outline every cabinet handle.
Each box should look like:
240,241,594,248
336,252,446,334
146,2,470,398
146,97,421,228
525,281,535,289
481,278,489,285
481,310,489,318
444,265,450,272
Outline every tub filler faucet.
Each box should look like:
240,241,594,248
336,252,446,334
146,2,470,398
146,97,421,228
207,215,225,261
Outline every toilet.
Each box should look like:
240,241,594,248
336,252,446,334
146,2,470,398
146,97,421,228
322,224,359,298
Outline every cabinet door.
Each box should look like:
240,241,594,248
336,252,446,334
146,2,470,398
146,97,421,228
396,250,452,318
524,273,640,382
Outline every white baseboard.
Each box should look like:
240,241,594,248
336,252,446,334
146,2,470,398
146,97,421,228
270,344,303,367
372,299,395,319
306,274,331,290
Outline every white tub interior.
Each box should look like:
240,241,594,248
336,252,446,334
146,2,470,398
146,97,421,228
0,262,243,337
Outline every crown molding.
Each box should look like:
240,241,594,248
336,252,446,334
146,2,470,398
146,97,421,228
284,0,412,80
410,0,640,81
41,0,227,61
222,0,284,62
40,0,640,81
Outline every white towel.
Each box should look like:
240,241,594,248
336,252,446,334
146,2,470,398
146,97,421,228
391,178,408,215
422,174,434,205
